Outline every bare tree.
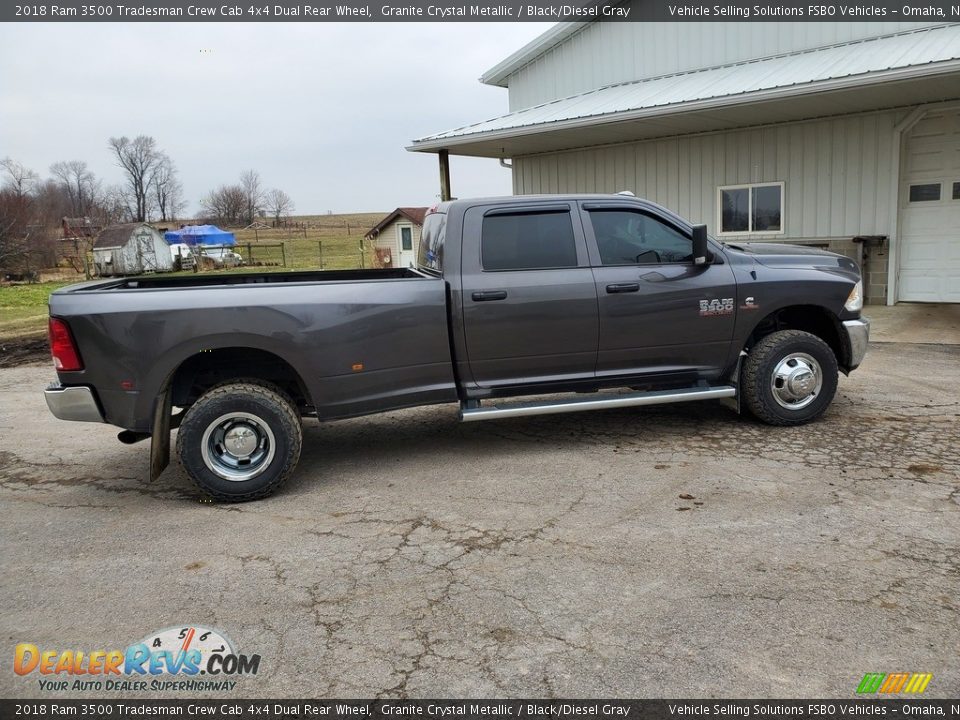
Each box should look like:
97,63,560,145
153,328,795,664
200,184,246,226
0,159,43,272
0,192,30,269
33,178,72,225
151,154,186,223
101,184,133,225
265,188,294,223
108,135,162,222
165,179,186,223
239,169,264,225
49,160,101,217
0,157,39,199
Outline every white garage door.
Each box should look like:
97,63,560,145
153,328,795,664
899,110,960,303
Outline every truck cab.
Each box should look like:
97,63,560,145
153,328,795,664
421,195,866,410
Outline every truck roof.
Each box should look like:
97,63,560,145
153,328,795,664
428,192,650,216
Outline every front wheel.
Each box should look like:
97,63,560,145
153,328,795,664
741,330,838,426
176,382,302,501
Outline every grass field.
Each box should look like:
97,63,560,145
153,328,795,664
226,212,386,270
0,213,388,348
0,282,69,342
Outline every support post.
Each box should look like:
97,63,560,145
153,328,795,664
439,149,452,202
886,108,924,305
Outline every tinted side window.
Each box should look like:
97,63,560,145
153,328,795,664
481,211,578,271
589,210,692,265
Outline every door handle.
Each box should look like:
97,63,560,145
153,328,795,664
605,283,640,294
472,290,508,302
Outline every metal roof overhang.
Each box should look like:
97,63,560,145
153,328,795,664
409,62,960,158
479,22,588,88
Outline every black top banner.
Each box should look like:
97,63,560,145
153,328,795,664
2,700,960,720
3,0,959,21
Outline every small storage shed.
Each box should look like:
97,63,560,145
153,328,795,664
364,208,427,268
93,223,173,277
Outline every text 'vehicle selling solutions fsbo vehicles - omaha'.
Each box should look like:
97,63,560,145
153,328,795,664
44,194,869,501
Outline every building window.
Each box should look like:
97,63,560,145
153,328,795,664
909,183,942,202
481,210,578,271
718,183,783,235
953,182,960,200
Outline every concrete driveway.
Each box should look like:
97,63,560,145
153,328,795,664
1,340,957,699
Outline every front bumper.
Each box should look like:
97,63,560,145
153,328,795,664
44,383,105,423
842,318,870,370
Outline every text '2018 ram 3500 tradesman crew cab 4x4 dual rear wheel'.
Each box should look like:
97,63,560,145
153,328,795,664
43,194,869,501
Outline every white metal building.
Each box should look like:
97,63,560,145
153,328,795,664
93,223,173,277
410,19,960,304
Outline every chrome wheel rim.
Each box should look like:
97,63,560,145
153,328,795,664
200,411,276,482
770,352,822,410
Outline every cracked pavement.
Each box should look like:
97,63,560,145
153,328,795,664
1,342,957,698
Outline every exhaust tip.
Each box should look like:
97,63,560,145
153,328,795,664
118,430,151,445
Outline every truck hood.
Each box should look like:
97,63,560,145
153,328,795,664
723,242,858,273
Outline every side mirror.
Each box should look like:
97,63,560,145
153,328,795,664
691,224,711,265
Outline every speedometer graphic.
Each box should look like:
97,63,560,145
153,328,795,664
139,625,236,669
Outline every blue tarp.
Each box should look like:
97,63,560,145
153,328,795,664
164,225,236,246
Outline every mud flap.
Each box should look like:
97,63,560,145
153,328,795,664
149,387,172,482
719,350,747,415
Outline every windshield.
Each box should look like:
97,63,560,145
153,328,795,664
417,212,446,274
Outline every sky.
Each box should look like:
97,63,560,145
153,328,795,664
0,22,554,214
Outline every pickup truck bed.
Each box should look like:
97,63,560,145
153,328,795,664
48,268,458,430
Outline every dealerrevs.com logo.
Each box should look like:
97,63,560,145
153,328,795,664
14,626,261,692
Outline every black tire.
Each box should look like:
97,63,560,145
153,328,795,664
176,381,302,501
741,329,838,426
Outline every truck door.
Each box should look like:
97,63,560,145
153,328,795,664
460,203,599,389
580,202,737,381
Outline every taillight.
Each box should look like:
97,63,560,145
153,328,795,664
49,317,83,371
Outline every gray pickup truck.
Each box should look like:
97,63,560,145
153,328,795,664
44,194,868,501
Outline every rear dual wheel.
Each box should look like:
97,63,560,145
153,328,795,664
741,330,839,426
176,381,302,502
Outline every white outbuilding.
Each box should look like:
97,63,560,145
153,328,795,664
410,20,960,305
92,223,174,277
364,207,428,268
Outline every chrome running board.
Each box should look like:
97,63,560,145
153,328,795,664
459,386,736,423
